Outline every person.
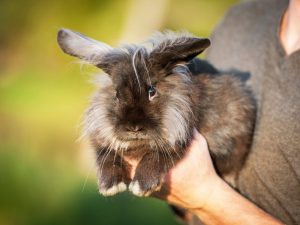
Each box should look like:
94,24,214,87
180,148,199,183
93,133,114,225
131,0,300,224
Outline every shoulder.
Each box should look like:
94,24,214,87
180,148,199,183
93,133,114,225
206,0,288,70
211,0,285,36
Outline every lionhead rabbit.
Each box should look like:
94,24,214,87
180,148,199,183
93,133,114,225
57,29,255,197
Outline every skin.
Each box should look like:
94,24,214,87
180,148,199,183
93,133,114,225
128,2,300,223
280,0,300,55
155,130,283,225
129,130,283,224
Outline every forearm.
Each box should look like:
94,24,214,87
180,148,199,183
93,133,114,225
191,177,284,225
146,130,284,225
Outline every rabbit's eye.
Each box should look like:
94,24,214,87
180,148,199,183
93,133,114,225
148,86,157,101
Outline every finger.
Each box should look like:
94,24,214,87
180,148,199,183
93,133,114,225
192,128,208,150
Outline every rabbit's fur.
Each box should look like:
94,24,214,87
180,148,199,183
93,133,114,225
57,29,255,197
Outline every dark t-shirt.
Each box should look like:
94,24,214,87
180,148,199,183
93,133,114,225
206,0,300,224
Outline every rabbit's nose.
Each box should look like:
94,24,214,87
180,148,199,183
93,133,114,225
126,125,143,132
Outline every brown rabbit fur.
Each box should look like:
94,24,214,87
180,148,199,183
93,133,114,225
57,29,255,197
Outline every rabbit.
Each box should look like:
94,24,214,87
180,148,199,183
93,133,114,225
57,29,256,198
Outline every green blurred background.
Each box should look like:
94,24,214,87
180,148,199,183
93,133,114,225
0,0,237,224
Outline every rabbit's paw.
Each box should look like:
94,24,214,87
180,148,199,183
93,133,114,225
129,174,163,197
99,180,127,196
97,168,127,196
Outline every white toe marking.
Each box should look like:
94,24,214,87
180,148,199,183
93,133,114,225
129,180,162,197
129,181,144,196
99,182,127,196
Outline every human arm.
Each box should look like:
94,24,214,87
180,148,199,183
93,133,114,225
150,130,284,225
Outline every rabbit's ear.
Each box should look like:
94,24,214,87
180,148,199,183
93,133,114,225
150,36,210,70
57,28,112,65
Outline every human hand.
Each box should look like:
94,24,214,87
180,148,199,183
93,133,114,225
128,129,284,225
128,128,225,210
150,128,224,210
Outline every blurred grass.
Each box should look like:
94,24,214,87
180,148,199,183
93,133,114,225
0,146,178,225
0,0,237,224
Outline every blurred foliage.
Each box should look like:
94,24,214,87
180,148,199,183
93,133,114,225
0,0,237,225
